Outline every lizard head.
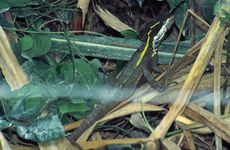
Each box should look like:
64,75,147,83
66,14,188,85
135,16,175,67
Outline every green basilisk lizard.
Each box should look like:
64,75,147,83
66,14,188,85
68,16,175,145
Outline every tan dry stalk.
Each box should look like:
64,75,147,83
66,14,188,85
184,130,196,150
184,104,230,142
214,22,225,150
150,17,225,140
147,73,224,105
94,5,135,33
0,26,29,91
77,0,90,25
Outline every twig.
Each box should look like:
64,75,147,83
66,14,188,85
214,26,225,150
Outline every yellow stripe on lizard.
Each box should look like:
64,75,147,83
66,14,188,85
135,21,160,67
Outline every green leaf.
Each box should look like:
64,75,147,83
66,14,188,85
120,30,138,38
19,35,33,52
57,100,89,114
33,18,44,29
0,119,11,129
51,35,142,61
51,35,189,64
89,58,104,78
4,83,46,121
70,98,85,104
89,59,103,72
0,2,9,11
60,59,102,87
214,0,230,26
201,0,216,22
167,0,189,32
21,34,52,58
16,115,64,142
0,0,38,9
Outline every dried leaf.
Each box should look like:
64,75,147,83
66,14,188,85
39,137,77,150
94,5,136,33
162,138,181,150
184,104,230,142
130,113,152,133
77,103,164,142
150,17,225,140
177,114,230,135
0,26,29,90
0,132,11,150
77,0,90,25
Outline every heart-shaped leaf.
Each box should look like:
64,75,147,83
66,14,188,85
19,35,33,52
20,34,52,58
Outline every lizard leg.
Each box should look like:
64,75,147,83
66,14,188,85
141,66,165,92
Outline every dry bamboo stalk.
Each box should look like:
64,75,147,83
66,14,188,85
225,102,230,114
161,39,203,84
149,73,224,105
11,145,39,150
64,120,84,132
161,138,181,150
0,26,29,90
184,104,230,142
132,38,203,99
150,17,225,141
184,130,196,150
214,24,225,150
0,132,11,150
177,114,230,135
177,133,185,147
77,0,90,25
170,9,210,65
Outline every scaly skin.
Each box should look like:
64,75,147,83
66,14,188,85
68,39,153,143
67,16,174,145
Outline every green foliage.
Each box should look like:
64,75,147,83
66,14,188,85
167,0,189,31
57,99,89,114
0,0,202,145
0,120,11,129
51,35,142,61
19,34,52,58
60,59,102,87
0,0,38,10
214,0,230,26
19,35,33,51
0,56,104,142
22,58,103,110
0,0,109,144
121,30,138,38
16,115,64,142
4,83,46,121
58,59,103,117
201,0,216,22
